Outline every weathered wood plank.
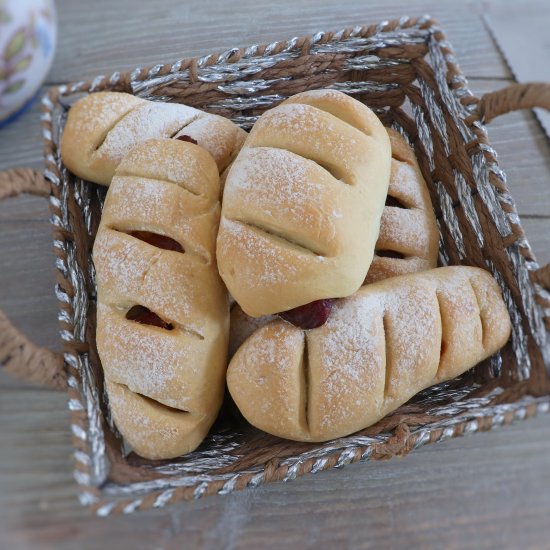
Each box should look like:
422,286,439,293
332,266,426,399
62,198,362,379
50,0,509,84
0,216,59,350
0,86,48,171
521,217,550,267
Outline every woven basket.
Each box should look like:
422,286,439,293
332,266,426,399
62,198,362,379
1,15,549,516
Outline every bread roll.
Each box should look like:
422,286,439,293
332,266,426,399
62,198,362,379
227,266,511,442
366,129,438,283
93,139,229,459
61,91,246,185
217,89,392,317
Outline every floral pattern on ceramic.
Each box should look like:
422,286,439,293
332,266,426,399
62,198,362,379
0,0,57,125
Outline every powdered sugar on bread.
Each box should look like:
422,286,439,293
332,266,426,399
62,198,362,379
227,266,511,442
93,138,229,460
365,129,439,284
218,89,392,317
60,91,247,185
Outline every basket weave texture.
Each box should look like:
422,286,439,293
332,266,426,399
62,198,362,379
5,15,549,515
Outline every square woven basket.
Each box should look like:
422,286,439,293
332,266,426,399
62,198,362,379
36,15,550,515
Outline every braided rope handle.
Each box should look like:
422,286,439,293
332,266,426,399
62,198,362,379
478,82,550,124
0,168,66,389
479,83,550,304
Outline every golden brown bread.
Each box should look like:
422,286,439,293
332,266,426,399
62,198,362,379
61,91,246,185
227,266,511,442
93,139,229,459
366,129,439,284
217,89,392,317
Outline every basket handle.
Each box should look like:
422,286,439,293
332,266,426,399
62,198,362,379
478,83,550,318
478,82,550,124
0,168,66,389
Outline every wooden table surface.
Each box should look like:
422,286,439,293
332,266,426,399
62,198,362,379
1,1,549,548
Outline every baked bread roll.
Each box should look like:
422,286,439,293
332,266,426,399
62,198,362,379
61,91,246,185
93,138,229,459
217,89,392,317
366,129,438,284
227,266,511,442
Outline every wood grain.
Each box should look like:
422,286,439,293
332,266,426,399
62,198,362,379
50,0,510,83
0,0,549,548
